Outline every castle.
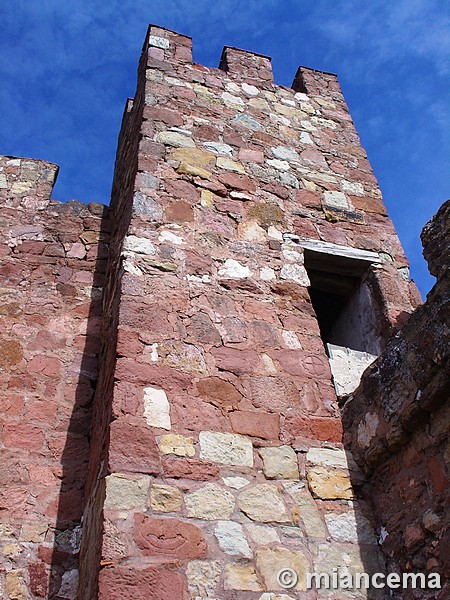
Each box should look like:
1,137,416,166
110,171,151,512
0,25,448,599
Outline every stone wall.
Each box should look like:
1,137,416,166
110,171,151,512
0,156,109,598
343,200,449,599
92,25,420,600
1,23,432,600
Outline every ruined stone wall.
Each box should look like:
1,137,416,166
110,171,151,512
343,200,449,599
93,25,421,600
0,156,109,598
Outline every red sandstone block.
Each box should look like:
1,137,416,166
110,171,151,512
134,514,207,559
115,359,192,391
239,148,265,163
295,189,322,209
284,415,343,443
218,172,256,192
162,457,220,481
211,346,260,375
27,355,62,378
99,565,187,600
196,376,242,407
164,178,199,202
271,349,331,380
165,201,194,223
109,417,161,475
4,423,45,451
230,410,280,440
28,562,49,598
428,456,448,494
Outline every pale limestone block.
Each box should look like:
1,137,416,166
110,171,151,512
259,446,299,480
271,146,300,162
199,431,253,467
260,267,276,281
282,330,302,349
123,235,156,255
5,570,27,600
216,157,247,173
224,563,263,591
149,35,169,49
158,230,185,245
268,225,283,240
159,434,195,457
104,474,150,510
203,141,234,156
306,447,357,470
238,220,267,242
280,264,310,286
200,189,214,207
222,476,250,489
256,547,309,591
187,560,221,598
324,510,377,544
291,491,327,538
214,521,252,557
218,259,252,279
221,91,245,108
323,190,350,209
242,83,260,96
143,386,171,430
2,543,22,557
20,522,48,543
157,130,195,147
238,484,289,522
185,483,235,520
150,484,182,512
341,180,365,195
267,158,290,171
307,466,354,500
299,131,313,144
245,523,281,545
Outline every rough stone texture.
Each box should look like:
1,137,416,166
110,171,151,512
0,22,430,600
343,199,450,598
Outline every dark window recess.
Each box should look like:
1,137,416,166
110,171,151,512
304,249,383,356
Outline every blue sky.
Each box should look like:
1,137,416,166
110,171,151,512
1,1,448,297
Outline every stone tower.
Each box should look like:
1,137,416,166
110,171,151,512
3,24,445,600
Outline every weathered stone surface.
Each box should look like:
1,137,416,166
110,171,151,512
230,410,280,440
218,258,252,278
158,130,195,147
222,476,250,489
259,446,299,480
196,377,242,407
104,474,150,510
143,386,171,430
109,418,161,474
255,547,309,591
324,510,377,544
245,523,281,545
159,434,195,457
214,521,252,557
199,431,253,466
224,563,263,591
162,457,220,481
99,565,187,600
238,484,289,522
187,560,221,598
185,483,235,520
306,466,354,500
150,484,182,512
134,514,207,559
291,491,327,538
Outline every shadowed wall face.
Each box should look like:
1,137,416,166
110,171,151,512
0,156,109,598
93,25,420,599
343,200,449,598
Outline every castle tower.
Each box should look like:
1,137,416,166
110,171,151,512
79,26,420,599
0,24,427,600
